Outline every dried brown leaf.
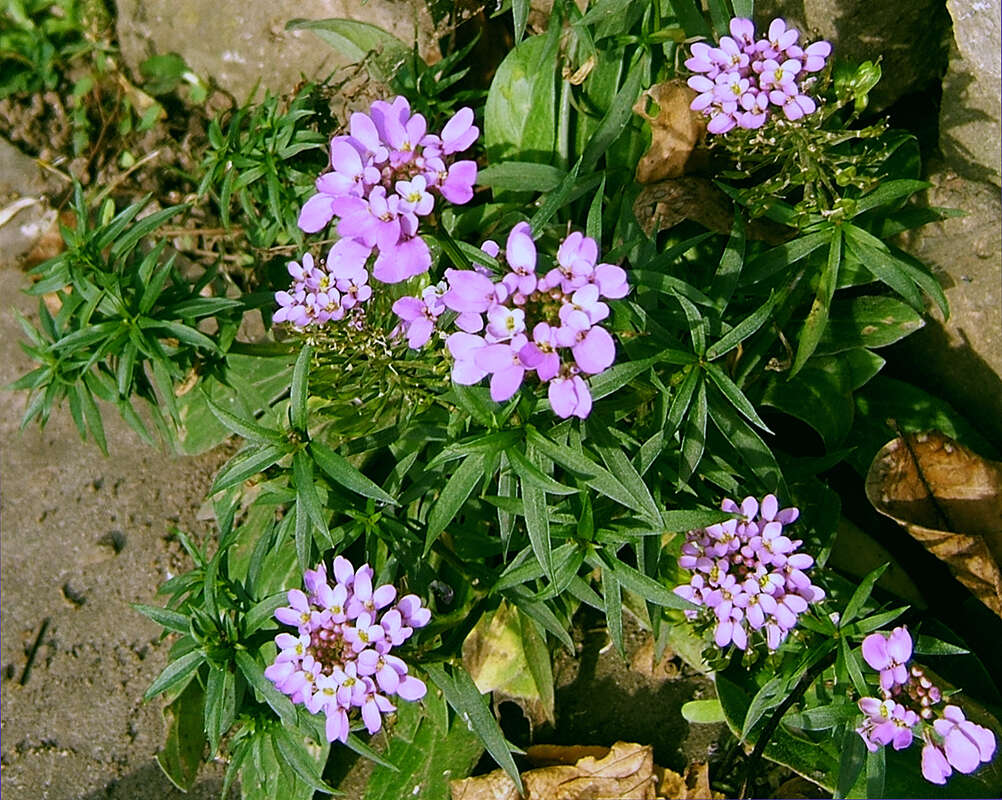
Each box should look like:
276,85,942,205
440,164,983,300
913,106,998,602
865,431,1002,617
633,178,790,244
451,742,718,800
633,81,706,184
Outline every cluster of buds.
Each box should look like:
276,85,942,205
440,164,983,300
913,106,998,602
393,224,629,419
856,626,996,784
686,17,832,133
274,97,479,328
264,557,430,744
673,495,825,651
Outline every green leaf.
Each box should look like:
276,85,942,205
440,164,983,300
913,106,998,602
132,603,189,634
286,18,411,82
235,650,296,726
912,635,969,656
144,648,205,700
512,0,530,42
579,51,645,173
595,552,692,610
176,352,294,455
425,453,485,553
155,678,205,792
310,440,397,505
840,637,868,695
840,563,889,626
836,726,867,799
210,443,288,494
852,179,930,218
424,663,524,794
204,667,235,756
601,565,624,657
272,726,337,794
681,698,726,724
705,363,772,432
477,162,565,191
363,694,483,800
791,227,842,376
485,31,558,165
520,471,553,581
529,157,582,235
816,295,925,355
741,676,787,740
109,204,187,262
665,365,700,438
866,744,886,800
743,229,831,285
144,320,219,353
761,350,885,448
783,703,857,731
526,428,642,513
660,508,737,531
506,446,578,495
519,614,555,724
293,449,329,538
709,396,784,492
244,592,287,635
289,344,312,434
705,291,778,361
205,395,286,444
680,375,707,480
587,356,658,401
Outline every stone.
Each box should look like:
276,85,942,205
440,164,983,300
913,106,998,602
892,0,1002,446
115,0,440,101
0,138,59,267
755,0,952,111
940,0,1001,187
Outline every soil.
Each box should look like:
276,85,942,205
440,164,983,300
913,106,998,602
0,263,233,799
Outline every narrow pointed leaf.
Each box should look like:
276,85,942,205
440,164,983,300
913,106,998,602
310,441,397,505
424,663,524,794
144,648,205,700
425,453,485,553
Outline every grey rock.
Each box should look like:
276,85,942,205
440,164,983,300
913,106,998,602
756,0,951,111
940,0,1001,187
115,0,440,101
0,138,59,267
893,0,1002,444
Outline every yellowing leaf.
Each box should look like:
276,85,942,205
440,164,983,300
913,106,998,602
463,601,554,727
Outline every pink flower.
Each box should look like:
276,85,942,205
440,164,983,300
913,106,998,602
861,627,913,690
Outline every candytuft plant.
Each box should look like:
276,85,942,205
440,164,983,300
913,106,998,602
11,2,1000,798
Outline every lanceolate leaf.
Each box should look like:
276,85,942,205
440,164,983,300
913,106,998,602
425,453,486,553
310,441,397,505
424,663,524,794
289,344,312,435
144,648,205,700
792,227,842,376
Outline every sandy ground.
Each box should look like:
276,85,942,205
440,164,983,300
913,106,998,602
0,262,232,799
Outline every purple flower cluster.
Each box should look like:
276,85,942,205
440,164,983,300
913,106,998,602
686,17,832,133
273,97,479,328
273,243,373,328
264,557,430,743
856,626,996,785
673,495,825,651
393,225,628,418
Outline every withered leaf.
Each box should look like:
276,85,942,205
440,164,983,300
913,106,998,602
633,81,706,184
865,431,1002,618
633,178,790,244
451,741,715,800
